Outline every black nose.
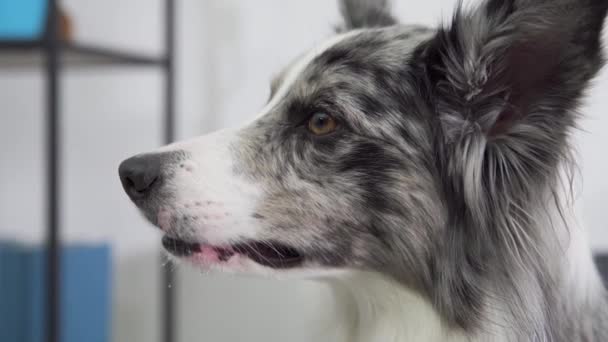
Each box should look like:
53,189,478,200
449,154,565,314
119,154,162,198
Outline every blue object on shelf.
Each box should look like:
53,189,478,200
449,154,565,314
0,242,112,342
0,242,28,342
0,0,49,40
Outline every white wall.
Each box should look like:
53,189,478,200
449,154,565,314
0,1,607,342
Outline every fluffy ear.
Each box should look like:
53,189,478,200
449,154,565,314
413,1,607,328
417,0,607,217
338,0,397,30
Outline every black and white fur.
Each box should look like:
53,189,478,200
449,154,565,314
119,0,608,340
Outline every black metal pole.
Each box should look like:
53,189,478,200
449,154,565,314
162,1,176,342
44,1,61,342
164,0,176,144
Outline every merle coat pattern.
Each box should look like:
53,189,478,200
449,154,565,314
119,0,608,340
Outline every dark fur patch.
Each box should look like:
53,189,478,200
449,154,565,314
236,0,608,338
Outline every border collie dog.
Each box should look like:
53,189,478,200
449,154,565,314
119,0,608,340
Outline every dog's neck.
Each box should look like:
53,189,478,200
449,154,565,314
327,272,469,342
326,190,607,342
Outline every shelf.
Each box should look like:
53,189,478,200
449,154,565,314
0,40,167,68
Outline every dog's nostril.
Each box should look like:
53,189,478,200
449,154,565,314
130,174,158,193
119,154,162,197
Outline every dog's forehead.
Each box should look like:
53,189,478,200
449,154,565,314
258,26,434,120
257,31,361,119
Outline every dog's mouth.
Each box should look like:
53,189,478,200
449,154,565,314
162,236,304,269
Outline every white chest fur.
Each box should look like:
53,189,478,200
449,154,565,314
320,206,603,342
326,272,469,342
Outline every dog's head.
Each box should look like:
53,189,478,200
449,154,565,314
120,0,607,328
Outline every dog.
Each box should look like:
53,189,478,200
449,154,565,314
119,0,608,340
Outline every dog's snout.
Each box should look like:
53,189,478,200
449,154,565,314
119,154,162,198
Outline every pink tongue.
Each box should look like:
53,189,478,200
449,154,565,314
197,245,220,263
194,245,235,263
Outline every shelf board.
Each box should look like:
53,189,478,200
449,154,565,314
0,40,167,68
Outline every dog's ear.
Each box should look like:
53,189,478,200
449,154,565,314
338,0,397,31
417,0,607,217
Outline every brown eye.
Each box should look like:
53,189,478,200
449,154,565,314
307,112,337,136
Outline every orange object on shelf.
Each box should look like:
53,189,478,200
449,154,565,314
58,7,73,41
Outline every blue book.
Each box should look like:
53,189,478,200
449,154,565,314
25,244,112,342
0,243,111,342
26,246,45,342
0,242,29,342
0,242,10,342
62,245,111,342
0,243,7,342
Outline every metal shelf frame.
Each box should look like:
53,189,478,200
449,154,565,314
0,1,177,342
